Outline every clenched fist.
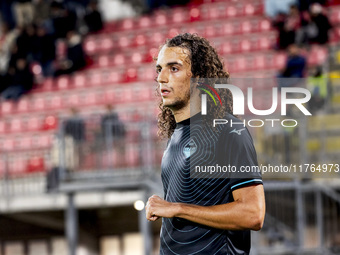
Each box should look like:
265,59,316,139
145,195,180,221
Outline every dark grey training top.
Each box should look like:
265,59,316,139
160,113,262,255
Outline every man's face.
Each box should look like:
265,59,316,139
156,46,193,111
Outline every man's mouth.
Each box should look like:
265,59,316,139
161,88,171,96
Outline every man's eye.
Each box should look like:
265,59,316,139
156,68,161,74
171,67,178,72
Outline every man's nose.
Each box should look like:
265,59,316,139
157,69,169,84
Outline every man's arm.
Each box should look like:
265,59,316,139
146,184,265,231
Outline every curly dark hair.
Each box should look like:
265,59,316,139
155,33,233,139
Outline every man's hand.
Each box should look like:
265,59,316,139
145,195,179,221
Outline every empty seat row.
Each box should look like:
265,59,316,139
87,32,277,69
1,85,155,115
27,46,327,99
0,133,53,152
101,1,264,33
84,17,272,54
0,151,49,177
0,115,57,134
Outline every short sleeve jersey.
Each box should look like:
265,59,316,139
160,113,262,255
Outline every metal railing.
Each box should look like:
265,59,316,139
252,181,340,255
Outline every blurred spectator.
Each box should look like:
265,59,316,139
14,0,34,27
63,107,85,170
0,23,19,75
35,25,56,77
50,1,77,39
277,44,307,89
15,25,37,60
33,0,53,32
84,0,103,33
64,107,85,142
273,5,301,49
298,0,327,12
307,66,328,113
0,0,16,29
0,72,11,94
309,3,332,44
101,104,126,139
100,104,126,168
1,58,34,101
54,30,86,77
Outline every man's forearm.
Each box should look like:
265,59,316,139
174,200,263,231
146,184,265,231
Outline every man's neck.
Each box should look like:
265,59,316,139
173,105,200,123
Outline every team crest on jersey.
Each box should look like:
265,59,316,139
183,140,197,158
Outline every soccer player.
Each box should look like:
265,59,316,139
146,33,265,254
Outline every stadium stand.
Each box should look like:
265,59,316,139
0,0,340,254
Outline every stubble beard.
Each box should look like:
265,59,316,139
163,85,197,111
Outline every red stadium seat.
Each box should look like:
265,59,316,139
241,20,252,34
121,18,134,30
67,93,81,107
133,84,151,101
140,66,156,81
258,36,272,50
101,37,114,52
84,37,97,55
10,157,27,176
259,19,271,32
113,53,126,66
98,55,110,67
0,120,6,134
145,47,158,62
3,138,14,151
240,39,252,52
330,7,340,24
203,25,217,38
110,70,124,84
27,117,41,132
139,16,151,28
168,28,180,38
10,118,23,133
27,156,45,173
234,57,247,72
56,76,70,90
253,55,266,70
221,22,235,36
135,34,147,47
74,73,87,88
190,7,201,22
220,41,232,54
1,101,14,115
155,13,167,26
41,77,54,91
274,53,287,69
124,68,138,83
49,95,62,110
225,5,237,18
131,52,143,64
206,5,221,20
43,115,58,130
36,134,52,148
88,71,103,86
32,96,46,111
17,97,29,113
118,36,131,48
172,10,188,24
17,136,32,150
243,3,256,16
83,91,98,105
